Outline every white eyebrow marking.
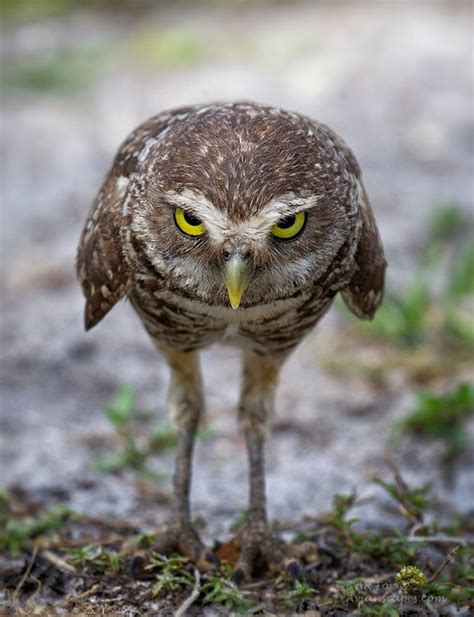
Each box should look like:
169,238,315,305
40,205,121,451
162,189,324,245
163,188,229,232
261,193,323,224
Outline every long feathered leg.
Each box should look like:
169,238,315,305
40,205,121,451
234,351,300,583
152,346,219,570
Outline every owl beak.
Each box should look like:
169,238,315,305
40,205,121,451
223,254,251,310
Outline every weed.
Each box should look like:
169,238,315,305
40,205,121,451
95,385,215,478
201,574,256,613
67,543,123,573
0,497,73,554
342,204,473,350
326,491,358,534
336,577,363,595
367,279,430,346
94,385,151,475
132,28,206,68
229,508,249,533
396,382,474,471
283,579,316,604
150,421,178,452
147,554,194,597
352,530,418,565
1,48,104,94
335,577,400,615
373,476,432,523
130,531,158,547
396,565,427,592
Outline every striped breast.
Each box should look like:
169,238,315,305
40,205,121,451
129,263,335,356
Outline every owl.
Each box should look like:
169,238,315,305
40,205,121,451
77,102,386,581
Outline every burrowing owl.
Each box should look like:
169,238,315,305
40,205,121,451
77,102,385,580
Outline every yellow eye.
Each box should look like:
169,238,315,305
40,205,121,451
174,207,206,237
271,211,306,240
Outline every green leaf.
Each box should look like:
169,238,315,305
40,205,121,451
104,385,135,426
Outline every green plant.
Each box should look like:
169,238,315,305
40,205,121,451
396,382,474,469
344,204,474,349
0,48,104,93
283,579,316,602
0,499,73,554
67,544,122,573
229,508,249,533
373,476,432,523
94,385,151,475
396,565,427,592
367,278,430,345
201,574,256,612
132,27,207,68
150,421,179,451
95,385,214,477
130,531,158,547
335,578,401,615
336,577,363,596
147,554,194,597
326,492,358,534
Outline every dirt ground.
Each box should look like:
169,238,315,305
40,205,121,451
1,1,473,614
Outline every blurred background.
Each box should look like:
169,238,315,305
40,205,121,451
1,0,472,553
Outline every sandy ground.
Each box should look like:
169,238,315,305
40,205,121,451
1,1,473,547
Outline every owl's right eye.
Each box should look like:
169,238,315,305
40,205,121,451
174,208,206,237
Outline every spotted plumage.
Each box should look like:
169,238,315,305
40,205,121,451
77,102,386,579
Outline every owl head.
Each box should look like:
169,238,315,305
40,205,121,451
78,104,385,329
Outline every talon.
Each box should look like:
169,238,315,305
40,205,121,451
233,568,245,586
286,559,302,581
205,550,221,569
152,521,213,570
235,524,295,580
128,555,145,578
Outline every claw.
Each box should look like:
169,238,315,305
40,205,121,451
234,525,299,581
128,555,145,578
152,521,214,571
233,568,245,586
286,559,302,582
205,550,221,569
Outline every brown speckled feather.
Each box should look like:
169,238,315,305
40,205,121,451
77,103,387,572
77,102,386,354
341,185,386,320
77,109,191,329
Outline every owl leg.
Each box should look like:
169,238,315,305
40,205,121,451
153,346,219,571
234,351,300,583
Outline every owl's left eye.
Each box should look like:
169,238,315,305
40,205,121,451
271,211,306,240
174,207,206,237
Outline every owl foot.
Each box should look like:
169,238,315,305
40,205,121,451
153,521,220,572
233,524,301,584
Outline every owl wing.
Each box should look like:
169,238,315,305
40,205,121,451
341,179,386,320
314,121,386,320
77,106,199,330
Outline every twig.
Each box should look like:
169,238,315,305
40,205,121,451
357,573,394,585
408,522,424,538
12,546,38,601
174,568,201,617
385,457,410,494
384,456,424,524
428,545,460,583
41,549,76,573
43,534,121,549
404,535,467,546
69,582,101,602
